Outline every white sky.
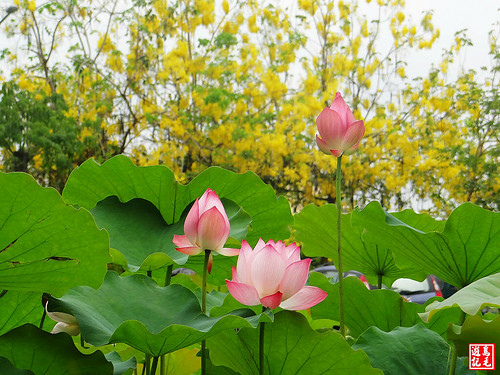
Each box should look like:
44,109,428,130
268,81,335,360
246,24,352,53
396,0,499,79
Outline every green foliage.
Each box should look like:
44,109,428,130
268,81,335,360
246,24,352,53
90,196,250,272
0,172,110,296
0,82,102,191
353,325,472,375
354,201,500,288
208,310,383,374
447,315,500,359
91,197,187,272
104,352,137,375
0,291,43,336
0,324,114,374
294,204,425,286
5,0,498,214
214,32,238,49
50,271,271,357
62,155,293,246
309,273,423,338
0,152,498,373
422,272,500,321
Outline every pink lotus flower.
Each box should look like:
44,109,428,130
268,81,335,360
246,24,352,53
173,189,239,272
226,239,328,310
45,302,80,336
316,92,365,157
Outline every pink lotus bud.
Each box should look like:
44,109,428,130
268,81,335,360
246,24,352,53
45,302,80,336
316,92,365,157
226,239,327,310
173,189,239,262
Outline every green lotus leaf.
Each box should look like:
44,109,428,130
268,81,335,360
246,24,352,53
309,272,423,338
222,198,253,243
294,204,424,287
179,251,237,286
447,315,500,363
90,196,187,271
166,272,197,290
424,305,465,340
0,324,114,374
207,310,383,374
90,195,251,272
162,348,203,375
0,357,34,375
190,289,229,316
391,207,445,232
0,172,110,296
353,324,472,375
51,271,272,357
62,155,292,247
0,291,44,336
353,201,500,288
209,364,239,375
104,352,137,375
422,272,500,321
210,293,262,318
145,251,237,287
75,342,142,374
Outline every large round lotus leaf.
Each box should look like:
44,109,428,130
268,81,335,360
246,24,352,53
447,315,500,362
309,272,423,338
421,272,500,321
51,271,271,357
0,357,34,374
353,201,500,288
91,196,187,271
0,172,110,296
353,324,471,375
0,291,43,336
210,293,262,317
207,310,383,375
104,352,137,375
294,204,425,287
391,208,445,232
62,155,292,247
161,348,201,375
424,305,464,340
221,198,252,243
90,196,250,272
0,324,114,374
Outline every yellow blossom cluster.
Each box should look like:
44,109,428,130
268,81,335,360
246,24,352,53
2,0,498,213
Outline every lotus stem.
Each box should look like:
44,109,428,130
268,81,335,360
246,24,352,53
336,155,346,338
145,354,150,375
201,250,211,375
160,355,165,375
377,274,383,290
447,311,466,375
202,250,210,315
39,307,46,329
259,307,266,375
150,356,159,375
159,265,173,374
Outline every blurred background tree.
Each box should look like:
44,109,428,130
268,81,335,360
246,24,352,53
0,82,106,190
0,0,498,215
